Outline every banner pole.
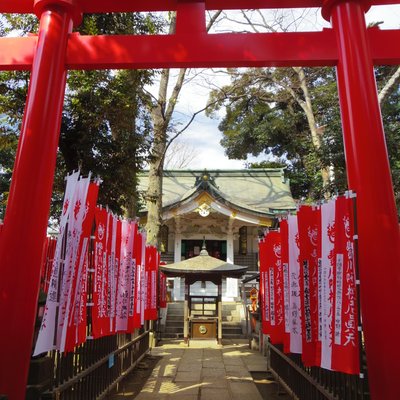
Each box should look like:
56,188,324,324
350,191,366,399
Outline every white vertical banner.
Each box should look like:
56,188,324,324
135,257,142,318
58,175,90,352
140,264,146,326
68,238,89,346
283,262,290,333
33,172,80,356
116,220,131,332
334,254,344,345
320,199,336,369
288,215,302,354
109,215,118,333
127,222,136,324
263,271,270,322
269,267,275,326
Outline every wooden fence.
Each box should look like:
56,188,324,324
33,331,150,400
267,342,369,400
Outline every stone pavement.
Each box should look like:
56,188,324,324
131,339,270,400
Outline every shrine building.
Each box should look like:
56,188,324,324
138,169,296,301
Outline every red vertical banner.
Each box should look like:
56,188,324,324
144,245,150,320
287,214,302,354
110,219,122,334
33,172,80,356
34,176,98,355
65,182,99,352
280,219,291,353
107,214,117,335
320,199,336,370
267,231,285,345
141,234,147,326
159,266,167,309
57,175,91,353
297,205,321,366
154,251,160,313
75,252,89,348
93,207,109,338
145,246,158,321
132,227,143,329
40,237,50,291
116,220,135,332
331,195,360,374
41,237,56,293
259,237,270,336
126,221,137,333
259,231,284,345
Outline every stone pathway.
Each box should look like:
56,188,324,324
115,339,274,400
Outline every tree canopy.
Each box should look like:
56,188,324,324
0,12,164,220
207,66,400,210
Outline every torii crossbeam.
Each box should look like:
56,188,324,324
0,1,399,399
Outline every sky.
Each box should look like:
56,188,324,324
162,5,400,170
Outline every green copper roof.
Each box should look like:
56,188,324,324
138,169,296,216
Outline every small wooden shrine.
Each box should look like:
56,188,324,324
160,243,247,344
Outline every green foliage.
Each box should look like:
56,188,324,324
209,66,400,207
378,66,400,214
57,12,164,216
0,120,18,219
60,67,153,216
208,67,337,200
0,68,30,219
2,13,38,35
0,12,164,220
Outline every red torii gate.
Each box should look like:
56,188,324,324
0,0,399,399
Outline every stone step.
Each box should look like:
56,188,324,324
222,325,242,331
222,327,245,333
165,329,184,335
166,309,184,314
222,333,247,339
222,319,241,323
222,324,243,334
166,315,184,321
166,312,184,317
162,332,184,339
165,321,183,328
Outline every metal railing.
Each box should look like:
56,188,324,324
267,342,369,400
42,331,149,400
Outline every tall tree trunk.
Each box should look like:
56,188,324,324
144,11,221,247
145,131,164,246
378,66,400,106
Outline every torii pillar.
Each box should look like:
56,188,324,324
323,2,400,400
0,1,81,399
